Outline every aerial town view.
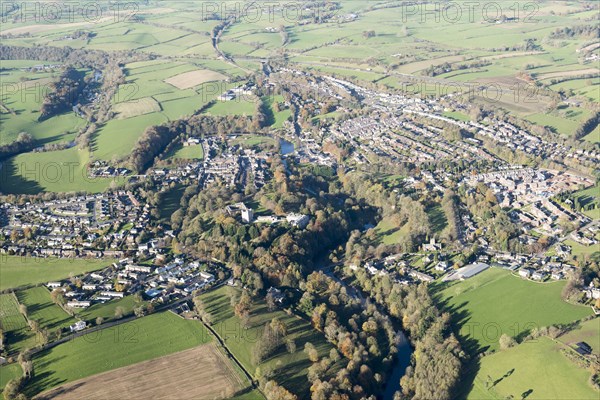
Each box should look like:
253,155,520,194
0,1,598,399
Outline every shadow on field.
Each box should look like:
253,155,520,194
432,293,486,399
0,158,43,194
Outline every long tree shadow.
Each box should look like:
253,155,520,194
0,156,44,194
433,293,490,399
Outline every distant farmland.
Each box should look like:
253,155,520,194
165,69,228,89
113,97,162,119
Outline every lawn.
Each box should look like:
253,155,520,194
16,287,75,331
467,337,598,400
436,268,593,353
25,311,211,396
0,256,112,291
442,111,470,122
0,293,36,354
200,286,335,398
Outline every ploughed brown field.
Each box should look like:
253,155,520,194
35,344,244,400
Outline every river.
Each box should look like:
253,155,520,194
383,330,412,399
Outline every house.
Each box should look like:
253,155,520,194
100,291,125,298
69,320,86,332
551,271,563,280
200,271,215,283
82,284,97,290
434,261,449,272
226,278,237,287
67,300,91,308
531,271,547,281
408,270,434,283
584,287,600,300
518,268,533,278
47,282,62,289
286,213,309,229
575,342,592,355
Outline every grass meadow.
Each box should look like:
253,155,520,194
25,312,211,396
0,256,111,291
436,268,593,353
466,337,598,400
16,287,75,331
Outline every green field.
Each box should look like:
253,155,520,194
374,218,410,245
0,148,120,194
166,143,205,161
437,268,593,352
558,318,600,355
467,337,599,400
0,62,84,146
16,287,75,331
563,238,600,258
25,311,211,396
570,184,600,220
0,256,112,291
231,134,276,149
200,286,335,398
426,205,448,234
0,293,36,353
0,363,22,393
75,295,138,323
230,389,266,400
204,99,256,116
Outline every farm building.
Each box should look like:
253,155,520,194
443,262,490,281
